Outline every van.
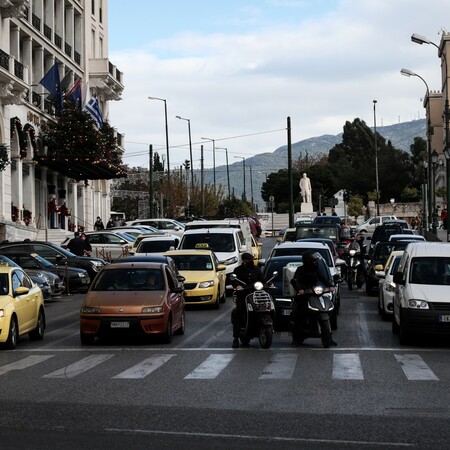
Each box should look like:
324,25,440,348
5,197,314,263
392,242,450,344
356,215,397,233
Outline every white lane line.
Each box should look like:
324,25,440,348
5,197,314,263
42,354,114,378
0,355,54,376
259,353,298,379
394,354,439,381
184,353,235,379
357,302,376,347
112,354,176,379
332,353,364,380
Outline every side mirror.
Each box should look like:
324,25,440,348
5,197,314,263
173,286,184,294
217,264,227,271
14,286,29,296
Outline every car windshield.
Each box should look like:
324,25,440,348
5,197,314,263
170,254,213,271
91,268,165,291
136,240,177,253
31,254,54,268
410,257,450,285
0,273,9,294
114,232,136,242
295,226,338,242
181,234,236,253
270,247,333,267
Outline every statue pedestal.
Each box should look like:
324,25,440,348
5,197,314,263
301,202,313,214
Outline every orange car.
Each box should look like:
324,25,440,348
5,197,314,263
80,262,185,344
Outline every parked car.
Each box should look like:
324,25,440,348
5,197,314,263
356,215,397,233
0,241,107,281
125,218,186,237
165,249,226,308
378,250,404,321
0,263,45,349
80,261,185,344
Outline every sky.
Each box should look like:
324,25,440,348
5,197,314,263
107,0,450,173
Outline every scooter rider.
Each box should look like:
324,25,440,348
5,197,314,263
347,233,367,280
231,252,265,348
290,251,337,347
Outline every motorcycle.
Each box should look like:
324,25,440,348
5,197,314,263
346,249,365,290
290,284,335,348
230,272,277,349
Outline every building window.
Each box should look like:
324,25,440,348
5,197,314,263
92,0,95,15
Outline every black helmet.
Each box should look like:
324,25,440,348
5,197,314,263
302,250,319,271
241,252,255,261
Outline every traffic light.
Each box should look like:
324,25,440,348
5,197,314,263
184,159,190,170
343,190,350,203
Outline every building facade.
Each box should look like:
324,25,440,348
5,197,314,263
0,0,124,243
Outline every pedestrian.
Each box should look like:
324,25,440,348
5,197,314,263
67,232,85,256
106,217,114,228
94,216,105,230
81,233,92,256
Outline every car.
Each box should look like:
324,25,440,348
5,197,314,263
134,236,180,253
378,250,404,321
388,234,425,242
80,261,185,344
277,228,297,242
296,238,339,261
165,249,226,308
0,241,107,281
368,222,404,254
356,215,397,233
8,253,90,294
384,219,410,232
295,223,341,244
61,230,135,261
0,262,46,349
124,218,186,237
313,215,342,226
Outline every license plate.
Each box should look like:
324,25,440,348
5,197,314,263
282,309,291,316
110,321,130,328
438,315,450,323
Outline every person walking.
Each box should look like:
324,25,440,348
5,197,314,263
94,217,105,230
67,232,85,256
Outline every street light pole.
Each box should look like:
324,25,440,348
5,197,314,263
373,100,380,216
175,116,194,191
234,156,246,201
249,165,254,210
148,96,170,184
201,137,216,190
431,150,439,234
216,147,230,198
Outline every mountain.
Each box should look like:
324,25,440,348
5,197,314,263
201,119,427,210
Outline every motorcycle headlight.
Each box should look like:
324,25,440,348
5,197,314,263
408,299,429,309
313,286,324,295
199,280,214,288
349,249,356,256
253,281,263,290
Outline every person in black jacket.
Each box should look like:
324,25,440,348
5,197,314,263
67,232,85,257
231,252,264,348
290,251,336,346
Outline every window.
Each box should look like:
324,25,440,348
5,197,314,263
91,0,95,15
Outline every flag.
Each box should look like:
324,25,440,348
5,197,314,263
84,93,103,129
39,63,63,112
67,78,82,108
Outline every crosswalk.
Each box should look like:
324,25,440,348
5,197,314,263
0,351,443,381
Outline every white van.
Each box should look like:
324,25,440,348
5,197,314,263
178,227,247,286
392,242,450,344
356,215,397,233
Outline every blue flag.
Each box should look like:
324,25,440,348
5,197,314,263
84,93,103,129
39,63,63,112
67,78,82,108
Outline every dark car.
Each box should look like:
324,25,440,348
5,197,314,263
0,241,107,281
368,223,404,254
313,216,342,226
295,223,341,244
365,241,410,295
262,254,335,331
8,253,90,294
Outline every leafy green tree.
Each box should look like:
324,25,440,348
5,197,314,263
347,194,364,222
436,186,447,204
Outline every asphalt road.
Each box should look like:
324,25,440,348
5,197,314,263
1,237,450,449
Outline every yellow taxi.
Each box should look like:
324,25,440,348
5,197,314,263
165,247,226,308
0,263,46,349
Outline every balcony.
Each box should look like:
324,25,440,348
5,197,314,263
0,0,29,19
55,33,62,49
44,24,52,40
31,12,41,31
88,58,124,101
65,42,72,57
0,49,28,105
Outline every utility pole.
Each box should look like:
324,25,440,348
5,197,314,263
149,144,153,218
201,145,205,217
287,116,294,227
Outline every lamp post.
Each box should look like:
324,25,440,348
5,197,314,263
234,156,246,201
201,137,216,190
216,147,230,198
249,165,254,211
373,100,380,216
400,68,432,231
431,150,439,234
148,96,170,183
175,116,194,191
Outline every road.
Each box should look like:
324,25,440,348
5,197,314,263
1,237,450,449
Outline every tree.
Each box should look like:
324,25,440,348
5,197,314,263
347,194,364,222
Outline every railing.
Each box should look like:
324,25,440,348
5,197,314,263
55,34,62,49
32,13,41,31
32,91,42,108
74,51,81,65
44,24,52,40
65,42,72,57
0,49,9,70
23,6,29,20
14,60,24,80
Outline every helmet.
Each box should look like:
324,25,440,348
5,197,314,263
302,250,319,271
241,252,255,261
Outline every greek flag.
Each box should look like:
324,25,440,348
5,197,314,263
84,93,103,129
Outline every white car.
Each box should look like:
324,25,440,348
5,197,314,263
388,234,425,242
378,250,404,321
356,215,397,233
125,219,185,237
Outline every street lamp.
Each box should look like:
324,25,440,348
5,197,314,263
148,96,170,183
216,147,230,198
373,100,380,216
175,115,194,191
201,137,216,189
234,156,246,201
431,150,439,234
249,165,254,210
401,68,432,231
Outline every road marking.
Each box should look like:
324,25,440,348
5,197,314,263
0,355,54,376
259,353,297,379
357,302,376,347
332,353,364,380
394,354,439,381
112,354,176,379
185,353,235,379
42,354,114,378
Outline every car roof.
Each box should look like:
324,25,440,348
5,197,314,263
103,261,166,270
165,249,213,256
275,241,329,249
116,255,175,264
182,227,238,234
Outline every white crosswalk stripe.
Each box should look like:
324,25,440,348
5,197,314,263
185,353,235,379
394,354,439,381
42,354,114,379
332,353,364,380
0,355,54,376
259,353,298,379
113,354,176,379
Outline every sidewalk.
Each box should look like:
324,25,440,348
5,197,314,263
437,228,449,242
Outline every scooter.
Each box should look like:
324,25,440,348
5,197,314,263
290,284,335,348
230,272,277,349
346,249,365,290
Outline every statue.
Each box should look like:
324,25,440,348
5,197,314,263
299,173,312,203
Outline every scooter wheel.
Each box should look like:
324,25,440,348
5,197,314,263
259,325,273,349
320,320,332,348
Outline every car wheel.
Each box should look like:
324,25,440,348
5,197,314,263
29,309,45,341
175,311,185,335
80,332,95,345
4,316,18,349
162,316,173,344
212,294,220,310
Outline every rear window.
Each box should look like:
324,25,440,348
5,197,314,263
409,257,450,285
313,216,342,225
136,240,177,253
295,226,339,242
270,247,333,267
180,233,236,253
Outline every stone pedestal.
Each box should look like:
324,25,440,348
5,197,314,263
301,202,313,214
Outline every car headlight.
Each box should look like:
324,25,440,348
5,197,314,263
386,283,396,293
78,272,88,278
222,256,238,266
80,306,100,314
199,280,214,288
142,306,164,313
408,299,429,309
0,309,4,318
92,261,104,267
